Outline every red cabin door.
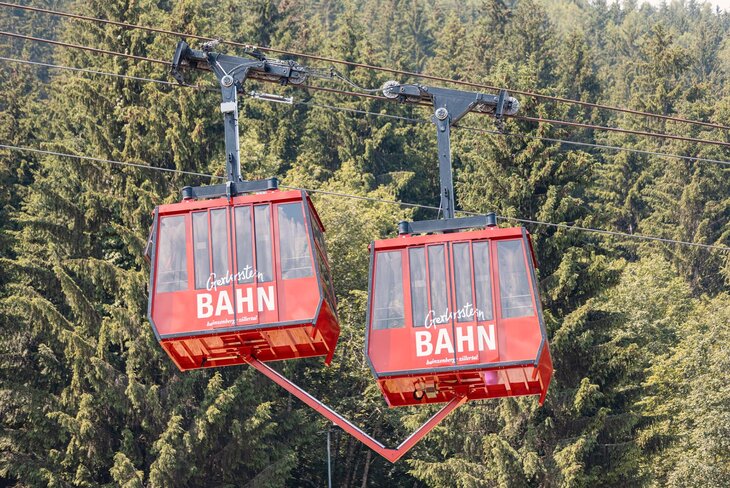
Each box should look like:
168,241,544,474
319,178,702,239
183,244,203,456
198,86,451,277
407,244,458,370
231,203,279,326
448,240,500,368
189,206,238,329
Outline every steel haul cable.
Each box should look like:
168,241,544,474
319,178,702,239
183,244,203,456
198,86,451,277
2,32,730,149
1,1,729,131
2,55,730,168
0,30,170,65
1,143,727,252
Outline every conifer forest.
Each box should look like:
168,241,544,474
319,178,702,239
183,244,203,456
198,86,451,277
1,0,729,486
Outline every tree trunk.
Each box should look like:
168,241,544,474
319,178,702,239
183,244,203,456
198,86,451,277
360,449,372,488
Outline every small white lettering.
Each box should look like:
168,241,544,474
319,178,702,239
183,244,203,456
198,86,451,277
206,266,265,291
424,302,486,328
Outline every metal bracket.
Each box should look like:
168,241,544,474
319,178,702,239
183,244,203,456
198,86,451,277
245,356,466,463
382,82,519,220
171,40,325,184
181,177,278,200
398,213,497,235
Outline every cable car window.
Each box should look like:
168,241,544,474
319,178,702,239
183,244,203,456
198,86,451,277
234,206,254,283
497,240,534,318
254,205,273,282
472,241,494,321
278,203,314,279
316,246,336,311
192,212,210,290
428,245,449,323
453,243,473,323
210,209,230,281
372,251,404,330
409,247,428,328
156,215,188,292
310,208,327,255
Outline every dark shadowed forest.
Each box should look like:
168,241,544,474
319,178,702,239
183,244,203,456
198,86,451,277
1,0,729,486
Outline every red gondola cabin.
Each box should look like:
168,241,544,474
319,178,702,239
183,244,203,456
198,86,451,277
147,189,339,371
366,224,552,407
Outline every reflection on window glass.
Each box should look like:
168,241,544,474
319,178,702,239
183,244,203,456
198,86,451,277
192,212,210,290
254,205,273,282
278,203,313,279
409,247,428,327
497,240,534,318
210,209,230,282
428,245,449,322
372,251,404,329
473,241,494,321
315,246,337,313
453,243,473,322
234,206,254,283
156,216,188,292
310,208,328,255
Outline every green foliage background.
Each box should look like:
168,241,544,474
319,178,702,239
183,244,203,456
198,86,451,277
0,0,728,486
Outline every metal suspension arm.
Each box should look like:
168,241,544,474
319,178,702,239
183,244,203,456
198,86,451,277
245,356,466,463
171,40,332,86
171,40,520,216
383,84,519,220
171,40,332,184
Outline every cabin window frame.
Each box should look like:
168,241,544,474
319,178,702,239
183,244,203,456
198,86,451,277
276,201,315,280
425,244,449,328
371,250,406,330
452,241,475,323
190,207,235,291
495,238,536,319
233,205,256,284
191,210,211,290
155,214,189,293
308,205,337,313
405,240,494,329
253,204,274,283
472,240,494,322
408,247,428,328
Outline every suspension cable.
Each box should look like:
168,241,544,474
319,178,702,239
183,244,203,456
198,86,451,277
0,56,196,86
3,55,730,168
0,30,170,65
0,143,217,178
3,33,730,149
2,1,728,131
510,115,730,148
1,143,727,252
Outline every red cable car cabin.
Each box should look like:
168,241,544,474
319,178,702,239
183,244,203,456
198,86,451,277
146,189,339,371
365,225,552,407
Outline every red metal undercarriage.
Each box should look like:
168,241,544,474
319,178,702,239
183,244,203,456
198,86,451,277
160,313,340,371
376,342,552,408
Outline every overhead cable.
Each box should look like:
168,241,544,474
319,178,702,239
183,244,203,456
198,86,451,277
0,143,216,178
1,1,728,131
0,30,170,65
3,55,730,168
0,56,189,86
2,35,728,149
511,115,730,148
1,143,727,252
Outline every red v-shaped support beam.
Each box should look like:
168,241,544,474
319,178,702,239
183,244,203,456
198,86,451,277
245,356,467,463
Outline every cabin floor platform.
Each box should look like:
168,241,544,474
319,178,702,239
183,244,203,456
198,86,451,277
160,323,338,371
